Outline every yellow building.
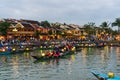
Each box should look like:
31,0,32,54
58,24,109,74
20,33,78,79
7,22,36,39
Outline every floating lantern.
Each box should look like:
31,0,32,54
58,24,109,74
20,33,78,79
40,46,43,48
64,47,66,50
61,49,64,52
71,47,75,51
108,72,114,78
2,48,5,52
12,48,16,51
41,53,45,57
26,48,29,51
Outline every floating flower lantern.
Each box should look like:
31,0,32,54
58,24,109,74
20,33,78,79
12,48,16,51
2,48,5,52
26,48,29,51
41,53,45,57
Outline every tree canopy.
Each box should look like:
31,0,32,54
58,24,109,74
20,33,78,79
40,20,51,28
0,22,10,35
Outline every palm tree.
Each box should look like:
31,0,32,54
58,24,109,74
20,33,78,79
100,21,110,28
83,22,96,35
100,21,111,34
112,18,120,32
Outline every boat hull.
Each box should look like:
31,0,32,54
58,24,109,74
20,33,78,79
91,71,120,80
32,51,75,61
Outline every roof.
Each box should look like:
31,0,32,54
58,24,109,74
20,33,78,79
21,22,35,29
21,19,40,25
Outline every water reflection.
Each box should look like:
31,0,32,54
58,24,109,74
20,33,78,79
0,47,120,80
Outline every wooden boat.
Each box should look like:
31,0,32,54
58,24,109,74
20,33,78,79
0,50,25,55
0,51,14,55
32,51,75,60
0,47,34,55
91,71,120,80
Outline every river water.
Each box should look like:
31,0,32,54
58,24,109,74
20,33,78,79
0,46,120,80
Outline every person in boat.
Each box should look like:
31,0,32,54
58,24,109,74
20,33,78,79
7,47,12,52
51,50,57,57
45,51,52,57
19,42,23,48
51,46,60,57
65,43,72,51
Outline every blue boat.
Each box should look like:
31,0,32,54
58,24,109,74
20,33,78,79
91,71,120,80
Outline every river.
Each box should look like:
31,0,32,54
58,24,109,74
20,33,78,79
0,46,120,80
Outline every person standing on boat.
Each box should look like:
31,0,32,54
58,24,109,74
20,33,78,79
51,46,60,57
55,46,61,56
19,42,23,48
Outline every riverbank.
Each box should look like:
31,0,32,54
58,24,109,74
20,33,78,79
105,40,120,46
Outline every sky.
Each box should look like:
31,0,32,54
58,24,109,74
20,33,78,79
1,0,120,27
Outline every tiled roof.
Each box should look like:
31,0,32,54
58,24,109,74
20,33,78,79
21,19,40,25
21,22,35,29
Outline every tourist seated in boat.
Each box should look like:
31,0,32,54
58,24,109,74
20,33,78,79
65,43,74,51
52,50,60,57
45,51,53,57
7,47,12,52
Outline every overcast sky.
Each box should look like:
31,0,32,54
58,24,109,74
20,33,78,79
1,0,120,27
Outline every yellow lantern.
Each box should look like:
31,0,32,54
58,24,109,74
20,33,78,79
41,53,45,57
12,48,16,51
26,48,29,51
61,49,64,52
108,72,114,78
40,46,43,48
71,47,75,51
2,48,5,52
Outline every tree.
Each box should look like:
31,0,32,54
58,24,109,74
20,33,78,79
100,21,110,28
51,23,60,28
100,21,111,35
112,18,120,32
48,30,53,35
0,22,10,36
83,22,96,35
35,30,41,39
40,20,51,28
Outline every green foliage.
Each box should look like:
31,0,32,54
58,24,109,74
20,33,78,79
112,18,120,32
40,20,51,27
100,21,110,28
35,30,41,38
112,18,120,27
51,23,60,28
56,30,62,35
0,22,10,35
48,30,53,35
112,30,119,35
83,23,96,35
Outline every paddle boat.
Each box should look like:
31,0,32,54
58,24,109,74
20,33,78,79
32,50,75,60
0,46,34,55
91,71,120,80
32,43,77,61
